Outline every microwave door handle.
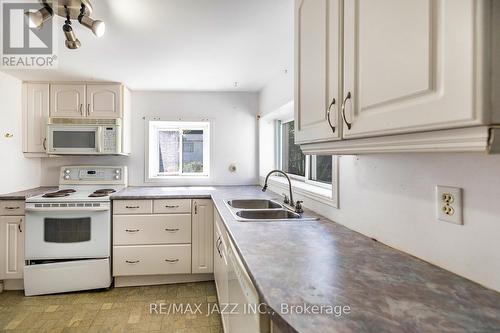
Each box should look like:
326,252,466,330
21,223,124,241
46,127,52,153
97,127,103,153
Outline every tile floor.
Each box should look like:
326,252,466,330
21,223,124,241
0,282,222,333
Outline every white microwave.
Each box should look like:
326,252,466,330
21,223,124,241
47,118,122,155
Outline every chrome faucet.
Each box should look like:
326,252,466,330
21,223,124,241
262,170,303,213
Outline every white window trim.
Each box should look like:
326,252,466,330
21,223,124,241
145,118,211,182
277,119,336,194
264,156,339,208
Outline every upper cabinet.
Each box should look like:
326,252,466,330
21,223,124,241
87,84,122,119
295,0,342,144
296,0,500,153
23,83,49,154
343,0,486,138
50,84,86,118
50,84,123,119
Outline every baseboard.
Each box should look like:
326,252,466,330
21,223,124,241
114,273,214,287
4,279,24,291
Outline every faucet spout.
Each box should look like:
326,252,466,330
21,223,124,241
262,170,294,207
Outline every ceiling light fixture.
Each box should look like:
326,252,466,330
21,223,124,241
78,4,105,37
24,0,105,49
25,6,53,29
63,9,80,50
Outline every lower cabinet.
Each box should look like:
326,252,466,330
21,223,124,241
112,198,214,282
113,244,192,276
0,215,25,280
192,199,214,274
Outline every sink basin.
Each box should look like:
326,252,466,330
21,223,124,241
235,209,301,220
225,198,319,222
227,199,282,209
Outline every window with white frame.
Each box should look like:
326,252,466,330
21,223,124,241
147,120,210,180
278,120,333,189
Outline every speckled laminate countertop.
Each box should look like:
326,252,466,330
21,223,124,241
0,186,58,200
117,186,500,331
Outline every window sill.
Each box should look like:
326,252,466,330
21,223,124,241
264,175,338,208
145,175,210,183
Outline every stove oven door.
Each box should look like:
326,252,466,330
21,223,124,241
25,204,111,260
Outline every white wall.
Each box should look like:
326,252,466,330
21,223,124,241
259,69,293,117
41,91,259,186
0,72,41,194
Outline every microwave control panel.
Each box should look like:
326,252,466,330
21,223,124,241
102,127,117,152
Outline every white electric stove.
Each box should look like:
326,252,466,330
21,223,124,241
24,166,127,296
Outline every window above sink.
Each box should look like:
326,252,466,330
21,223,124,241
259,105,339,208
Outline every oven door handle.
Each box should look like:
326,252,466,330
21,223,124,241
25,207,110,212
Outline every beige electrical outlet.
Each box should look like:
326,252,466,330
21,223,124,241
436,186,463,225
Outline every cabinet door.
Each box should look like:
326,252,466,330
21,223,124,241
295,0,342,144
343,0,485,138
86,84,122,119
24,83,49,153
192,200,214,274
50,84,86,118
0,216,24,280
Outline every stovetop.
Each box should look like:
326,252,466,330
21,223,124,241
26,186,124,203
26,165,127,203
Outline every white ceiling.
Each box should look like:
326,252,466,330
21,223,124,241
2,0,293,91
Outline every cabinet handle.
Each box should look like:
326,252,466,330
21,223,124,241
5,206,20,210
43,138,47,151
341,92,352,130
125,206,140,209
125,260,140,264
165,228,179,232
194,203,198,214
18,221,22,233
125,229,140,233
165,259,179,263
165,205,180,209
216,237,222,258
326,97,336,134
87,104,90,116
79,104,83,116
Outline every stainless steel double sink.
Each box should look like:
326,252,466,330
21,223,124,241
225,199,318,222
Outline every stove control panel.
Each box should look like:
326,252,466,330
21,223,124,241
60,166,127,185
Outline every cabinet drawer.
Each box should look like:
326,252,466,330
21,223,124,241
113,214,191,245
113,244,191,276
153,199,191,214
0,201,25,216
113,200,152,215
